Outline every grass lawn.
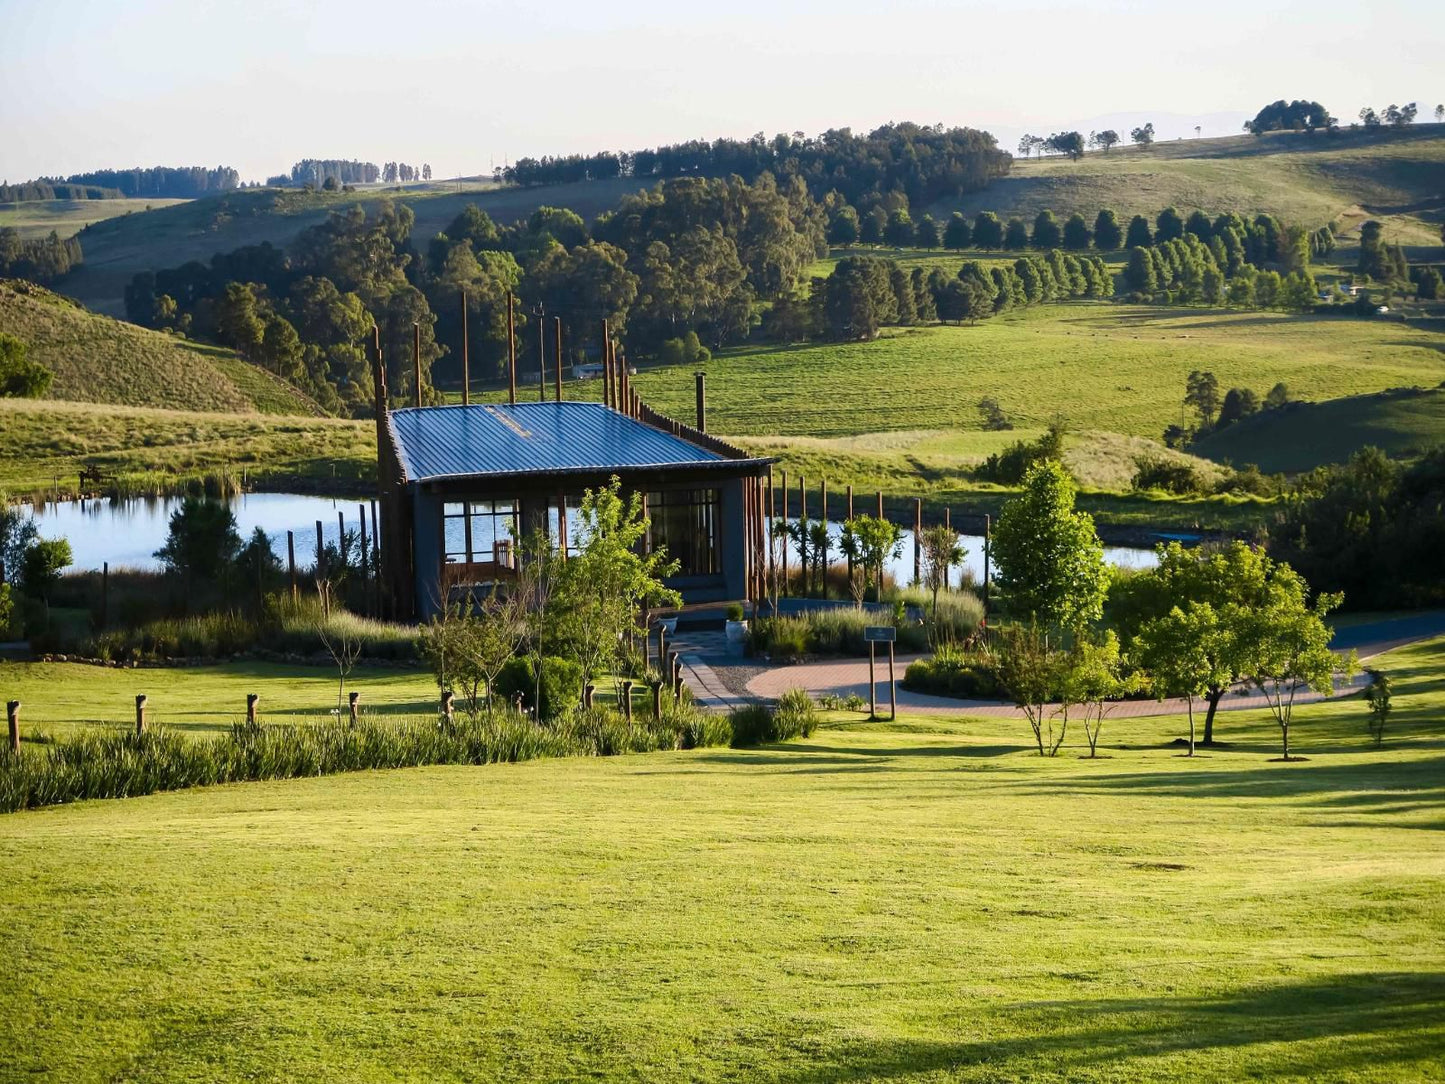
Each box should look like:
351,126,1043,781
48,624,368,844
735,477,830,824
0,197,190,240
1,637,1442,1081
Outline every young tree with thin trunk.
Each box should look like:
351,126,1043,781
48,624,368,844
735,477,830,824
919,525,965,641
1364,668,1392,746
1067,630,1135,758
1134,604,1225,756
1240,590,1353,760
998,622,1066,756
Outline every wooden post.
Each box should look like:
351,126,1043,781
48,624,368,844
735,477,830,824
983,513,992,621
877,490,884,519
358,504,369,589
651,681,663,719
537,309,546,402
582,684,594,710
441,690,455,723
846,484,854,584
287,531,297,600
460,288,470,406
553,316,563,403
820,478,829,598
766,465,775,602
506,292,517,405
556,495,568,561
246,693,259,725
621,680,633,722
338,510,346,565
370,499,381,616
101,561,109,629
658,626,668,671
671,654,683,702
780,469,789,594
914,498,922,585
413,321,422,409
888,641,897,721
619,349,629,410
869,643,877,720
348,691,360,725
135,694,147,736
695,371,706,432
6,701,18,755
315,520,325,578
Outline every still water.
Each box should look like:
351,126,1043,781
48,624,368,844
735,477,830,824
21,494,1160,585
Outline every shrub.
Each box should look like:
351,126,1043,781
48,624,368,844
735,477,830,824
725,602,745,622
773,688,818,740
977,424,1067,485
902,646,1003,700
1132,455,1206,495
748,615,811,661
748,609,930,658
728,704,776,748
494,655,584,722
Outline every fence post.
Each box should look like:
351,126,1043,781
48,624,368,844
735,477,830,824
657,625,667,671
287,530,297,600
914,497,922,585
651,681,663,718
670,654,683,702
246,693,259,725
135,694,147,736
582,684,595,710
348,691,360,726
620,681,633,722
441,690,454,724
315,520,325,578
6,701,18,755
101,561,109,629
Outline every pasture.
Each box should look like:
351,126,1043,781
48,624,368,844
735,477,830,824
0,197,189,240
1,635,1441,1082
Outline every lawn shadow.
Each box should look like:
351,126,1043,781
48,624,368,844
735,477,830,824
769,971,1445,1083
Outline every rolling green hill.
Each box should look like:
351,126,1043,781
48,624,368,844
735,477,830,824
1192,384,1445,472
0,196,191,240
0,279,320,415
923,125,1445,251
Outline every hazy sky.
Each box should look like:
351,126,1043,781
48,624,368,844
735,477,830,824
2,0,1440,183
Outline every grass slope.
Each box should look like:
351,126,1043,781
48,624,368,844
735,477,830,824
628,304,1445,441
0,397,371,496
1193,384,1445,472
0,197,191,240
925,125,1445,250
0,279,319,415
1,637,1441,1082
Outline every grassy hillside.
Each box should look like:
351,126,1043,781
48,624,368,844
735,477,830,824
0,279,319,415
1,636,1441,1082
924,125,1445,250
1193,384,1445,472
625,304,1445,441
0,397,370,496
0,197,190,240
61,177,650,315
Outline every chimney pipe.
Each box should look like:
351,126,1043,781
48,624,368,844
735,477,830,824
460,288,469,406
695,371,706,432
412,322,421,409
553,316,563,403
507,291,517,406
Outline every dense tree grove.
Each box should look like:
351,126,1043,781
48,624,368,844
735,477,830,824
274,160,381,187
503,123,1012,210
10,166,241,199
1244,100,1333,134
0,228,83,284
0,180,122,202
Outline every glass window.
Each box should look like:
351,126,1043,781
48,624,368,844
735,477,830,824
647,488,719,577
443,499,519,576
545,499,582,559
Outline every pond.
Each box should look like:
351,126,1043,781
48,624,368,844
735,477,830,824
19,495,1160,586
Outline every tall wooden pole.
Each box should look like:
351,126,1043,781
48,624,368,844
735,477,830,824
506,292,517,405
780,469,788,595
537,311,546,402
914,497,922,585
6,701,18,756
798,474,807,595
983,513,992,621
601,320,612,408
820,478,828,598
460,288,470,406
846,484,854,585
553,316,563,403
287,531,297,600
877,490,884,519
412,322,422,409
766,465,775,602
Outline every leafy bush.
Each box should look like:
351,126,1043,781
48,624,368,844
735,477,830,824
1131,455,1207,495
902,646,1003,700
748,609,929,659
725,602,745,622
493,655,584,722
976,424,1067,485
728,704,776,748
773,688,818,740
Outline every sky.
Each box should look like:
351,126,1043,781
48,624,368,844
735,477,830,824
1,0,1441,184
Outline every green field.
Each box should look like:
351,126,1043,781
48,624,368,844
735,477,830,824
0,279,319,415
2,635,1441,1082
627,303,1445,446
924,126,1445,252
0,197,190,240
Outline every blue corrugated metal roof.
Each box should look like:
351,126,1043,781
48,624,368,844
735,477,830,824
389,402,737,482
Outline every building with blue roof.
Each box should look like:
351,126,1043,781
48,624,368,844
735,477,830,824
374,380,775,619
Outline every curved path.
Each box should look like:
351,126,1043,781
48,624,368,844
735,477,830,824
738,611,1445,719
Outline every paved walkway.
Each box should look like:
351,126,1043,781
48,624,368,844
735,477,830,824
733,611,1445,720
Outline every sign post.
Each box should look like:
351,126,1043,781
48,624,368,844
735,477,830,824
865,626,896,721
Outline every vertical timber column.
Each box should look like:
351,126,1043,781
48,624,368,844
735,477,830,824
358,504,370,592
820,479,829,598
101,562,109,629
914,498,922,585
413,322,422,409
6,701,19,756
460,288,470,406
553,317,564,403
537,311,546,402
135,694,147,736
877,490,884,519
889,641,897,721
349,691,360,726
695,372,706,432
846,485,854,584
601,320,612,408
766,466,775,603
287,531,297,600
983,513,992,622
246,694,259,725
798,474,807,595
315,520,325,579
507,292,517,405
780,470,788,595
370,499,381,618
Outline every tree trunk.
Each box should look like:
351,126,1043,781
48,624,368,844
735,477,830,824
1282,722,1289,761
1202,686,1224,745
1186,696,1195,757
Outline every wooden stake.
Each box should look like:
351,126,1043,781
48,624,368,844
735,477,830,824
413,322,422,409
460,288,470,406
507,292,517,405
889,641,897,721
6,700,18,755
820,478,828,597
315,520,325,578
246,693,259,725
869,643,877,720
442,690,454,723
553,316,563,403
358,504,369,588
766,465,775,600
621,681,633,723
135,694,147,736
287,531,297,600
914,498,922,585
983,513,992,620
537,310,546,402
780,469,789,594
877,490,884,519
349,691,360,725
101,561,109,629
651,681,663,719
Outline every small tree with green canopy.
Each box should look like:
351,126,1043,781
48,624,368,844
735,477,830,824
919,525,966,639
1133,603,1228,755
1061,213,1092,251
991,460,1109,631
943,212,972,250
1093,209,1123,251
1066,630,1136,758
1239,588,1354,760
1125,215,1153,249
154,497,242,584
972,212,1004,249
0,333,53,399
997,622,1067,756
1363,668,1392,747
1031,211,1062,249
838,515,903,604
0,493,38,590
550,476,681,697
914,214,940,250
21,538,71,605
